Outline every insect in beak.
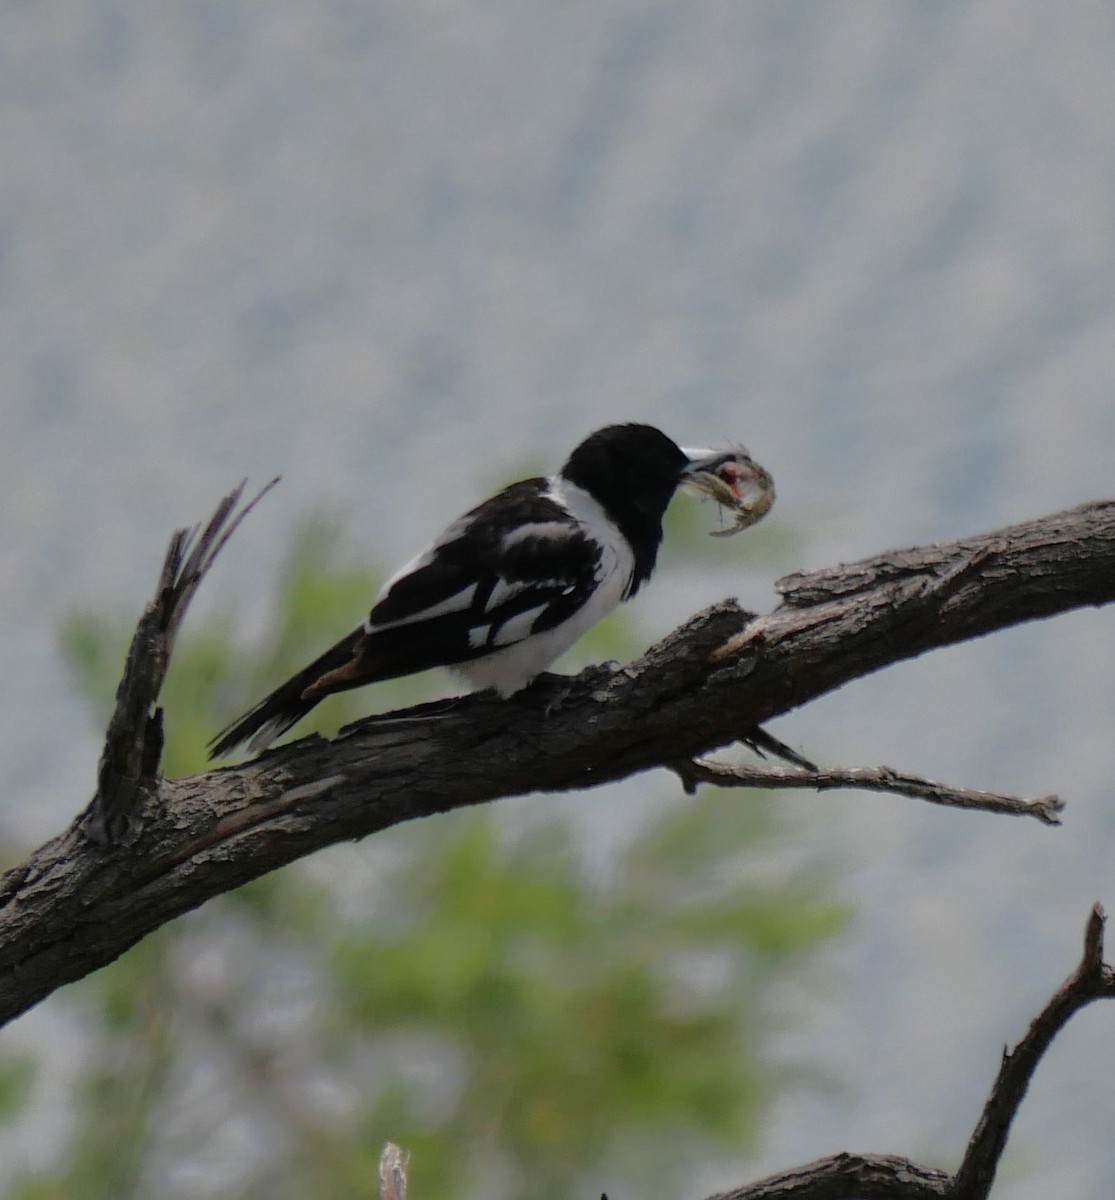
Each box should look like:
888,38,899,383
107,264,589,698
681,448,776,537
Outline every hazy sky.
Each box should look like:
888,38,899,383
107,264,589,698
2,4,1115,1196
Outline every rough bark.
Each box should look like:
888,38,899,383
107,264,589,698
1,498,1114,1031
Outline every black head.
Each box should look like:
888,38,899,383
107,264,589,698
561,424,691,518
560,424,692,594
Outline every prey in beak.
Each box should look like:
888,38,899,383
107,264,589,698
680,446,776,537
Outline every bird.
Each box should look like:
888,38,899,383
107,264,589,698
208,423,781,759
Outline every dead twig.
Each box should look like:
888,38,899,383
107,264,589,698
624,907,1114,1199
951,903,1115,1199
673,759,1064,826
378,1143,409,1200
84,478,279,844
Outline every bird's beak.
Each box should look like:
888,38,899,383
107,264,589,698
679,447,776,536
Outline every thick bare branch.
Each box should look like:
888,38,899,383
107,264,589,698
701,1153,951,1199
1,498,1114,1024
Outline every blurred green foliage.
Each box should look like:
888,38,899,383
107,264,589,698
5,502,845,1200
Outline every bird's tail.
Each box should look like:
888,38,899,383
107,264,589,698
208,627,365,759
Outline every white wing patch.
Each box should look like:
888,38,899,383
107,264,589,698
366,581,479,632
467,585,576,650
499,521,582,550
490,604,552,647
486,576,576,611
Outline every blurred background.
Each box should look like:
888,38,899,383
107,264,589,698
2,2,1115,1197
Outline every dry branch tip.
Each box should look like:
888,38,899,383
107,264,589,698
84,479,279,845
673,757,1064,826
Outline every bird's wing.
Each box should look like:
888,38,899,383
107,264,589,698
351,480,608,681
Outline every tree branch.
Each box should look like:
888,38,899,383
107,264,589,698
672,760,1065,825
403,908,1115,1199
701,1153,951,1200
694,906,1115,1200
85,478,279,843
950,903,1115,1199
2,497,1114,1025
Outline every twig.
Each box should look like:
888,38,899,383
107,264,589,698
378,1143,409,1200
672,759,1064,826
688,905,1115,1200
84,479,278,844
950,904,1115,1199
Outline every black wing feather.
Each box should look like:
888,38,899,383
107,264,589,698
366,479,602,664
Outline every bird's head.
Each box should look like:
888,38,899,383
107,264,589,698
561,424,775,535
560,424,691,518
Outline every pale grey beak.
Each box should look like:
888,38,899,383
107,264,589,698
680,445,722,469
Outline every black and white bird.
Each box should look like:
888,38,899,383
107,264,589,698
209,423,774,758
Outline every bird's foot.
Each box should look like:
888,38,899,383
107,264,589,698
529,662,624,713
523,671,576,716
